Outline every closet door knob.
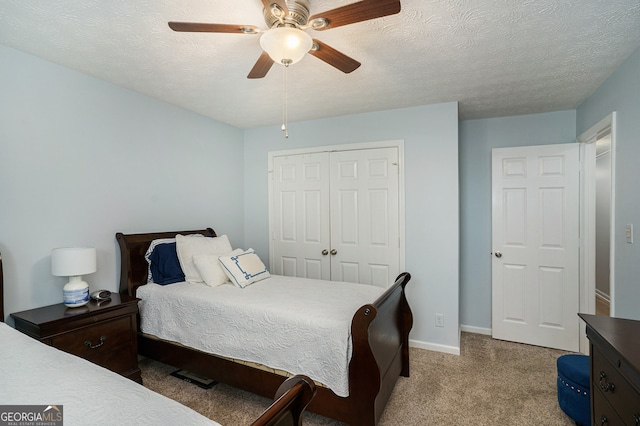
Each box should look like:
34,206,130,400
322,249,328,256
495,251,502,258
330,249,337,255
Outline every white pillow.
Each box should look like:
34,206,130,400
176,234,233,283
218,248,271,288
193,248,243,287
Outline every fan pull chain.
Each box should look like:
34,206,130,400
281,61,289,139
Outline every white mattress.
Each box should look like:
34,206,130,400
0,322,218,426
137,275,384,397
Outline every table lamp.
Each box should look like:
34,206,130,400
51,247,97,308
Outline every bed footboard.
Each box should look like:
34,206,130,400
306,272,413,425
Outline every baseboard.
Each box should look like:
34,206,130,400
409,338,460,355
460,324,492,335
408,326,494,356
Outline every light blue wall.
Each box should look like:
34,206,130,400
0,44,245,320
4,36,637,351
459,110,577,330
244,103,461,351
577,47,640,320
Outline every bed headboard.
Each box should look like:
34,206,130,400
116,228,216,297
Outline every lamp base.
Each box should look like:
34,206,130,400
63,278,89,308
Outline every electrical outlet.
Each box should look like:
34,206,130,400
435,314,444,327
626,224,634,244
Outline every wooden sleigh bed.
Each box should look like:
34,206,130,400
117,228,413,426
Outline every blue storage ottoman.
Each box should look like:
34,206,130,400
557,354,590,426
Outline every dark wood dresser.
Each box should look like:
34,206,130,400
579,313,640,425
11,294,141,383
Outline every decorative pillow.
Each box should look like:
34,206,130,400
193,248,243,288
218,248,271,288
144,237,176,283
148,242,185,285
144,235,203,283
176,234,233,283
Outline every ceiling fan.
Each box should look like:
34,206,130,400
168,0,402,79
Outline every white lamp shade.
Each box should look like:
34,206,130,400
51,247,97,277
259,27,313,65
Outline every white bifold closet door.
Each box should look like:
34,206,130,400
271,147,400,288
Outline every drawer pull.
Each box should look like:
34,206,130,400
600,415,608,425
84,335,106,349
599,371,615,392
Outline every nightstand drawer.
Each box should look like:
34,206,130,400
87,347,136,375
593,346,640,424
52,316,131,359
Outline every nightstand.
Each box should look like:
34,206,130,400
11,293,142,383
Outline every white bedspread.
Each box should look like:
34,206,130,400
0,322,218,426
137,275,384,397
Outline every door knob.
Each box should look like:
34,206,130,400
330,249,337,255
322,249,328,256
495,251,502,258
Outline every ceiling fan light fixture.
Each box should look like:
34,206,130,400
260,27,313,65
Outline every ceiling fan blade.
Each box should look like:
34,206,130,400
248,51,275,79
309,39,361,74
168,22,260,34
309,0,401,30
261,0,289,18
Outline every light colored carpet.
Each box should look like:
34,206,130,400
139,332,577,425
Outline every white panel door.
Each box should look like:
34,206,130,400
271,147,401,287
491,143,580,351
272,153,331,280
330,148,400,287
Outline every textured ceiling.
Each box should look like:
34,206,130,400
1,0,639,129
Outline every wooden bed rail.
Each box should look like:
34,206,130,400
251,375,317,426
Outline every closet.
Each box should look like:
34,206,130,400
269,144,402,288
